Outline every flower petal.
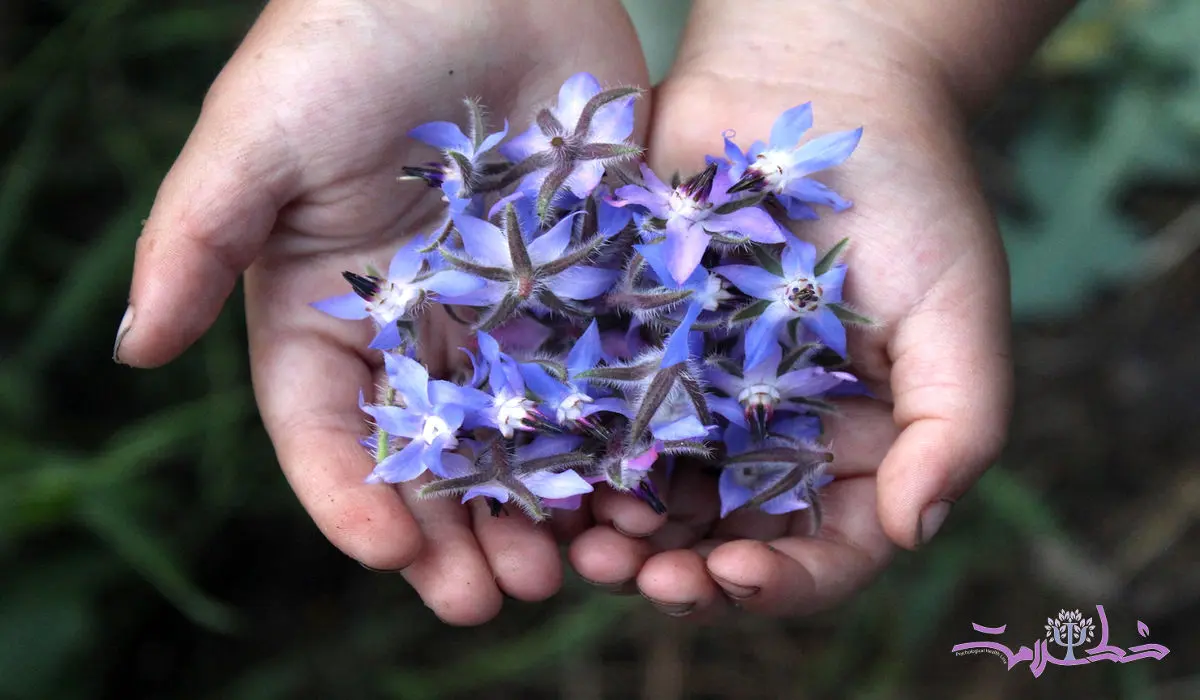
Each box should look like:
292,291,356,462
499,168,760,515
782,177,852,212
566,320,603,376
463,483,511,504
718,469,755,517
520,434,585,461
723,131,749,178
477,119,510,155
587,95,636,143
498,124,549,162
712,264,782,300
362,405,423,438
555,72,602,126
705,206,785,243
800,306,847,357
523,470,594,500
780,195,820,220
423,269,484,298
743,303,792,369
781,237,817,276
528,211,583,264
708,396,747,428
612,184,669,218
662,301,702,368
383,352,431,409
520,363,570,405
368,322,404,351
311,292,368,320
408,121,471,152
769,103,814,150
566,161,607,198
817,264,847,303
367,441,427,483
775,367,848,399
789,127,864,176
662,218,710,286
547,266,619,300
387,236,425,281
651,415,709,441
597,194,633,237
451,212,511,267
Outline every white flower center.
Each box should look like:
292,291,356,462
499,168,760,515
695,273,733,311
369,281,422,324
556,391,594,423
420,415,457,447
667,190,710,223
782,277,822,313
737,382,782,409
751,150,792,191
496,394,535,438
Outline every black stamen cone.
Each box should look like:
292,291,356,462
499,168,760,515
400,163,446,189
343,271,382,300
681,162,719,203
636,480,667,515
727,171,766,194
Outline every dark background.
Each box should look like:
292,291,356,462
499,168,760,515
2,0,1198,697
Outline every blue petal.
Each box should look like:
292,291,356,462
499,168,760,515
566,320,603,377
632,242,677,288
708,396,747,428
661,302,702,368
769,103,814,150
362,404,423,439
388,236,425,281
781,237,817,276
498,124,548,162
597,196,632,238
817,264,847,303
801,307,847,358
587,94,636,143
383,352,431,409
523,470,594,500
718,469,755,517
743,303,792,369
722,423,753,455
463,483,511,504
408,121,471,152
519,363,570,405
452,212,510,267
790,127,863,176
442,280,507,306
476,119,509,155
780,195,820,220
712,265,782,300
528,211,583,264
555,72,602,126
783,177,852,212
311,292,368,320
770,415,821,441
663,217,710,286
547,266,619,300
704,206,785,243
651,415,709,441
367,441,427,483
368,322,404,351
723,131,749,178
423,269,484,298
519,434,584,461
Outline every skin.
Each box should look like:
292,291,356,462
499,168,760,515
116,0,1076,623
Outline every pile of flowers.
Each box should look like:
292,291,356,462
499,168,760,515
313,72,870,526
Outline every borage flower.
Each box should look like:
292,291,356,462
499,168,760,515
311,235,486,350
723,103,863,220
613,163,783,285
519,320,627,428
719,416,834,520
402,98,509,200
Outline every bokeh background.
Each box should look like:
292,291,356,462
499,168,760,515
3,0,1198,697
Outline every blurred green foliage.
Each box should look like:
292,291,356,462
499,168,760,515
1,0,1196,698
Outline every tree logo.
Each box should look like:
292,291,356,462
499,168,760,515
1044,609,1095,660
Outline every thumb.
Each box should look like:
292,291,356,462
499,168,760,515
114,67,297,367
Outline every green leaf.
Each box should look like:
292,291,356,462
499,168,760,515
813,237,850,277
731,299,771,324
828,303,876,327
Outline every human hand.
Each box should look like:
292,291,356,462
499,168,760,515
564,0,1015,617
115,0,649,625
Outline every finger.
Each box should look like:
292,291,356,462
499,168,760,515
548,500,593,545
591,467,670,539
470,499,563,602
877,264,1012,549
117,10,299,367
705,476,894,616
396,480,504,626
568,524,655,590
637,549,726,620
248,329,425,573
647,465,719,552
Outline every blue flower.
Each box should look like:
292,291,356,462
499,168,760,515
405,100,509,200
459,435,594,509
360,353,478,483
310,235,486,350
519,320,628,426
613,163,784,284
714,237,848,365
723,103,862,220
719,416,834,517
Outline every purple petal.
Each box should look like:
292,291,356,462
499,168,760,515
781,237,817,276
639,163,672,196
463,483,511,504
760,488,811,515
528,211,583,264
723,131,749,178
775,367,848,399
520,363,570,405
712,264,782,300
520,434,585,461
477,120,509,155
769,103,814,150
555,72,602,126
790,127,864,176
817,264,847,303
383,352,431,409
547,266,619,300
443,280,507,306
743,303,792,369
585,396,631,418
800,306,847,357
311,292,368,320
632,242,675,287
612,184,669,218
497,124,548,162
722,423,753,455
718,469,755,517
566,320,603,376
597,195,632,237
387,237,425,281
781,195,820,220
661,301,702,368
566,161,606,198
651,415,709,441
523,470,594,500
491,316,551,352
439,452,474,478
362,405,423,439
708,396,747,428
408,121,471,152
451,212,510,267
663,218,710,286
368,322,403,351
703,367,741,397
367,441,427,484
705,207,785,243
544,494,585,510
586,96,636,143
783,177,852,212
771,415,821,441
423,270,484,298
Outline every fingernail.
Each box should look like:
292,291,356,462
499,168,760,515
640,593,694,617
112,305,134,364
710,574,760,600
613,522,652,539
581,576,638,596
917,499,954,547
358,561,405,574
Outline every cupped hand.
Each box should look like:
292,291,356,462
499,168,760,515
566,1,1014,618
117,0,649,625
